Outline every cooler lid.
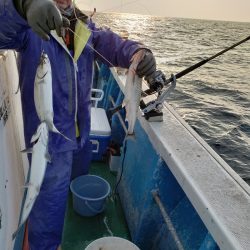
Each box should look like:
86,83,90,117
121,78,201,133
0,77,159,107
90,107,111,136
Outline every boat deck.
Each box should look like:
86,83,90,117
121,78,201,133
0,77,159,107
62,161,130,250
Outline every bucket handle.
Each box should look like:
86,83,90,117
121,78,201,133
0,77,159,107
85,200,104,214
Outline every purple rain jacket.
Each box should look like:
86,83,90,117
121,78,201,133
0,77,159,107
0,0,142,154
0,2,144,249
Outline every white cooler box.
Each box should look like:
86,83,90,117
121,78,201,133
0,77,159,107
90,89,111,161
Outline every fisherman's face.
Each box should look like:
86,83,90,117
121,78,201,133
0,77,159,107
54,0,72,10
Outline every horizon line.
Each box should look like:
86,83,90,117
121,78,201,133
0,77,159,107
82,9,250,24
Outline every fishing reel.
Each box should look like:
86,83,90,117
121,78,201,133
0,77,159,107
141,70,176,122
144,70,168,95
109,70,176,122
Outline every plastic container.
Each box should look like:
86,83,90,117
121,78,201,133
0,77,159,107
90,107,111,161
70,175,111,217
85,237,140,250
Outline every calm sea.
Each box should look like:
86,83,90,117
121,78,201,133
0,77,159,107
93,12,250,184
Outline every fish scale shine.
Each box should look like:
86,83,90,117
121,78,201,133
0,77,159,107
34,52,70,139
18,122,49,229
34,53,56,130
14,52,63,236
123,50,145,135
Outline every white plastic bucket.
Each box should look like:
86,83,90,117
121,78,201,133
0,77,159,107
85,237,140,250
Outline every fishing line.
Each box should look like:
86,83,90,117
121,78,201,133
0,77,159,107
69,0,150,78
69,19,111,34
68,25,149,109
68,25,149,119
70,3,107,35
75,0,139,13
67,27,116,67
99,0,141,13
130,2,151,16
69,4,119,34
151,34,250,89
74,0,145,17
69,0,152,37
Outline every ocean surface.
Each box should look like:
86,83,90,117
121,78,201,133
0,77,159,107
93,12,250,184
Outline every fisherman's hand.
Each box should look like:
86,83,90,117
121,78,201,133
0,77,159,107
136,50,156,79
14,0,70,40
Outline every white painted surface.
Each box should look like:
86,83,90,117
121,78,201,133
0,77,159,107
111,68,250,250
0,51,28,249
91,108,111,136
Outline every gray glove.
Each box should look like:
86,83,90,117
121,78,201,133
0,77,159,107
136,50,156,79
14,0,70,40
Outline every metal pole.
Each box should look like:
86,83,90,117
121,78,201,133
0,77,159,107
151,189,185,250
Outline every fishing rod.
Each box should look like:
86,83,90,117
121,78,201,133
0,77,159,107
142,35,250,120
147,34,250,93
111,35,250,119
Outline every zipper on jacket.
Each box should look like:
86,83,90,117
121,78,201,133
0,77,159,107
64,54,73,115
51,32,78,124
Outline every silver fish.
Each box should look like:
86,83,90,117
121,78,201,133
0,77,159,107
14,52,65,237
34,51,68,139
123,50,145,135
19,122,49,227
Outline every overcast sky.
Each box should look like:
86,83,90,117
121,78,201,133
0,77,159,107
76,0,250,22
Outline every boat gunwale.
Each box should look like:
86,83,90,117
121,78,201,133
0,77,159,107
110,67,250,250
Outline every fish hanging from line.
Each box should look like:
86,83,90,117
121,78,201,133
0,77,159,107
13,51,69,238
17,122,49,230
34,52,69,139
123,49,145,135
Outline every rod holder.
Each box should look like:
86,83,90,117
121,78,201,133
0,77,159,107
108,95,128,134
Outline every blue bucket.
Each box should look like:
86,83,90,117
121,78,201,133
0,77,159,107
70,175,111,217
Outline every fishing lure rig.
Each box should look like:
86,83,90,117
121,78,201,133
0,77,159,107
64,5,250,124
140,70,176,122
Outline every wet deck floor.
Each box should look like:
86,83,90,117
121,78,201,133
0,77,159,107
62,161,130,249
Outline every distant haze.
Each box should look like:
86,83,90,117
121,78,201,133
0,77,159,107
76,0,250,23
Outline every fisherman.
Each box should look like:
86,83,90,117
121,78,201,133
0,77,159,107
0,0,157,249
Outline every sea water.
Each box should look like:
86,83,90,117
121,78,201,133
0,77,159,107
93,13,250,184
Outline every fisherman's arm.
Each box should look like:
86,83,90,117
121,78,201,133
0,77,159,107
0,0,29,49
13,0,68,40
0,0,67,50
92,23,156,79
